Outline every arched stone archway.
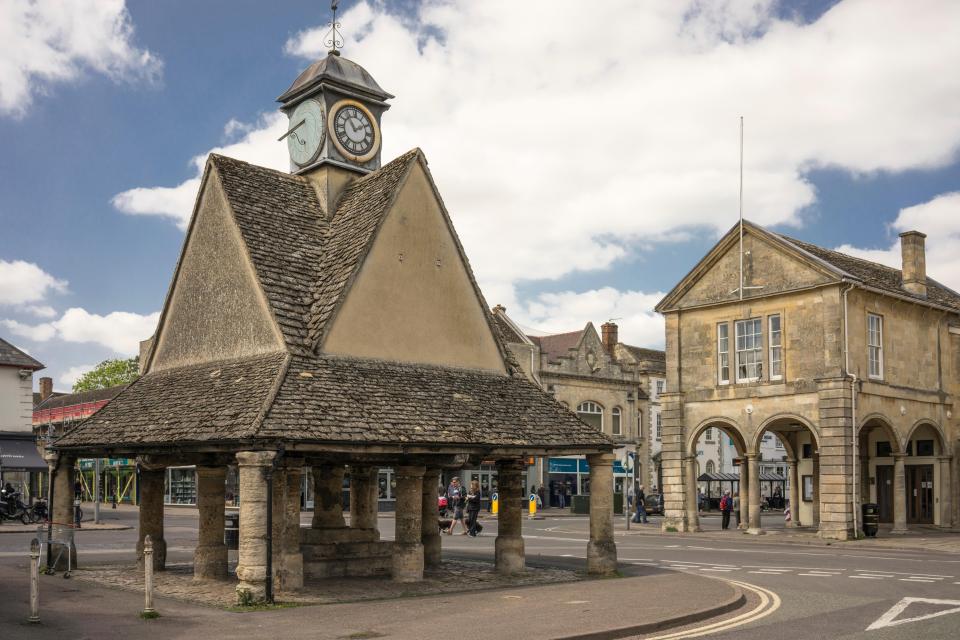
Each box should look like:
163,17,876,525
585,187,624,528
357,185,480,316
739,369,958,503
746,414,822,533
858,415,904,529
683,419,749,532
903,420,951,527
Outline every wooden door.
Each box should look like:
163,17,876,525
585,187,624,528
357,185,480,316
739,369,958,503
876,465,893,523
907,465,934,524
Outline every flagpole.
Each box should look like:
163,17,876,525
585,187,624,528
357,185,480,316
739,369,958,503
739,116,744,302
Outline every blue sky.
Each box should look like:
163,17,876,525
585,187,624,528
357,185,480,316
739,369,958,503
1,0,959,389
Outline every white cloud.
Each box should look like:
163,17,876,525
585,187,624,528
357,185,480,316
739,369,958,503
22,304,57,318
111,113,288,229
838,191,960,292
507,288,667,349
1,318,56,342
0,259,67,306
1,307,158,355
0,0,161,117
58,363,95,388
114,0,960,345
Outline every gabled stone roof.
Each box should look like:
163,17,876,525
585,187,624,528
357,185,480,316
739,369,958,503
621,345,666,365
0,337,43,370
529,330,583,363
491,311,527,345
55,150,611,453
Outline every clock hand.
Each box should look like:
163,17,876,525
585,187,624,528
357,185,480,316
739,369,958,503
277,118,306,142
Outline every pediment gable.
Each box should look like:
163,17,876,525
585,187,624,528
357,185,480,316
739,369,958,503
657,222,843,312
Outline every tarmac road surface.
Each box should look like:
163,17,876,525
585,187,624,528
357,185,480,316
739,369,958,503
2,506,960,638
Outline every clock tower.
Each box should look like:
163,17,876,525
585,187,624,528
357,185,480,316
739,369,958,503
277,51,393,177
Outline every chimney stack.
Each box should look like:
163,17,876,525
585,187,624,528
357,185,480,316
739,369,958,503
39,376,53,402
601,322,618,356
899,231,927,297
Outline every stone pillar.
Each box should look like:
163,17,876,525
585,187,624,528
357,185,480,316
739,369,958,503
659,391,691,532
235,451,276,603
495,460,525,575
421,467,442,569
684,455,700,532
194,466,227,580
49,454,78,570
892,453,908,534
747,454,762,533
312,464,345,529
393,465,425,582
586,453,617,575
941,456,953,528
738,459,749,529
816,378,855,540
786,458,800,528
137,466,166,571
273,463,303,591
350,465,380,536
811,451,821,529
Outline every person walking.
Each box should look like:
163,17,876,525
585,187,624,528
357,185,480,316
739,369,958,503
446,477,467,535
627,482,636,512
466,479,483,536
720,490,733,530
733,492,741,528
633,484,649,523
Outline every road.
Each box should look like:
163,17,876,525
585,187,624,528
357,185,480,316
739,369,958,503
2,507,959,638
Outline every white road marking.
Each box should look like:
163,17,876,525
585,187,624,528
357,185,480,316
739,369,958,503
798,573,835,577
900,578,937,583
749,571,787,575
850,575,885,579
866,597,960,630
646,579,781,639
699,568,734,572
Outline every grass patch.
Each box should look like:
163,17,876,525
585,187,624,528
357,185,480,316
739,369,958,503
665,526,678,533
139,610,160,620
226,601,301,613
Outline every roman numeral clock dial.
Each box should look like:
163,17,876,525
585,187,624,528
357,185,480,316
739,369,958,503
329,100,380,163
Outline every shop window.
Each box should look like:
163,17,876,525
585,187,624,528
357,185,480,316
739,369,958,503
717,323,730,384
577,401,603,431
611,407,622,436
915,440,935,456
735,318,762,382
876,441,892,457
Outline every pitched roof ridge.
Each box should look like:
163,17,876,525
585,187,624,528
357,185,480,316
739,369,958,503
303,352,511,378
208,153,308,185
0,336,44,369
147,351,288,377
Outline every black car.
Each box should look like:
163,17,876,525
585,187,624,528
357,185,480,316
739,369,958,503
643,492,664,515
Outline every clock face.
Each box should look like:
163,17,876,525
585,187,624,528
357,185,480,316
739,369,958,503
286,100,324,167
330,101,379,162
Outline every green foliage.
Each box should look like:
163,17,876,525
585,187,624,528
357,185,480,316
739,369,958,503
72,357,139,392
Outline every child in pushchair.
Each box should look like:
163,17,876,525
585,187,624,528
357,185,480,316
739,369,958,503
438,495,452,533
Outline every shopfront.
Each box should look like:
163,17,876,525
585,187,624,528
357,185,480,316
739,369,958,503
0,434,46,501
78,458,138,504
547,456,630,507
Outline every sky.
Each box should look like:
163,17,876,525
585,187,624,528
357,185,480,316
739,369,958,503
1,0,959,390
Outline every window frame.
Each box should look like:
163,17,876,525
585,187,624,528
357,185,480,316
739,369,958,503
867,313,884,380
734,318,763,383
655,411,662,441
717,323,731,385
611,406,622,436
576,401,604,432
768,313,783,381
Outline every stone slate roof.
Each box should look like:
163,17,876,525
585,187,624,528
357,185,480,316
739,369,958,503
0,337,43,370
622,345,666,365
34,385,127,411
491,312,526,345
55,149,611,453
776,232,960,313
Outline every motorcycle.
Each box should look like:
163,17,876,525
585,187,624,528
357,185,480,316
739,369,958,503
0,492,29,524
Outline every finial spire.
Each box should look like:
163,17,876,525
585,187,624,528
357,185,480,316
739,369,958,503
325,0,343,56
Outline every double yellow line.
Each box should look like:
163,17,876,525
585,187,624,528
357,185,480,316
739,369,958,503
645,579,781,639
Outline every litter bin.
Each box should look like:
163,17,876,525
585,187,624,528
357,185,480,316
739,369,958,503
571,495,590,514
862,503,879,537
224,510,240,549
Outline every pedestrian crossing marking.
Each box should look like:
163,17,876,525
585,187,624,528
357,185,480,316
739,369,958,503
867,597,960,630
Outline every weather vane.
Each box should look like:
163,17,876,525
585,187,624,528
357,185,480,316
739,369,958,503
325,0,343,56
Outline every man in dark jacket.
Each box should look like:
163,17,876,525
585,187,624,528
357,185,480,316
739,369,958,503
633,484,649,523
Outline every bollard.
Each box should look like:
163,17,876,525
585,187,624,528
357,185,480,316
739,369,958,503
143,535,156,616
29,538,40,623
491,492,499,515
528,493,537,519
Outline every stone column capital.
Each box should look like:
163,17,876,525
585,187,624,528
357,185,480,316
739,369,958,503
745,453,759,461
394,465,426,479
587,452,615,466
892,452,908,460
236,451,277,467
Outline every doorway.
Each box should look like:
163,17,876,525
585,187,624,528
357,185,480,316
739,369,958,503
876,465,893,523
906,465,934,524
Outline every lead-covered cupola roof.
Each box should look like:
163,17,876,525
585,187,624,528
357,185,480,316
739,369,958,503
277,52,394,104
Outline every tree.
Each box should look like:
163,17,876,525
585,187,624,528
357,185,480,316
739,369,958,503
72,357,140,392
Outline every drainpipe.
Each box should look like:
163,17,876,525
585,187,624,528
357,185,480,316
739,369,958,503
842,283,859,537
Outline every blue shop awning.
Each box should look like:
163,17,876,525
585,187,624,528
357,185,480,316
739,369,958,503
0,436,46,471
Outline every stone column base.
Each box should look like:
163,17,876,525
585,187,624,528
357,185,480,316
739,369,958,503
495,535,525,575
423,533,441,568
236,565,267,603
660,516,690,533
276,551,304,591
587,539,618,576
137,537,167,571
817,526,854,541
193,543,228,580
392,543,424,583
